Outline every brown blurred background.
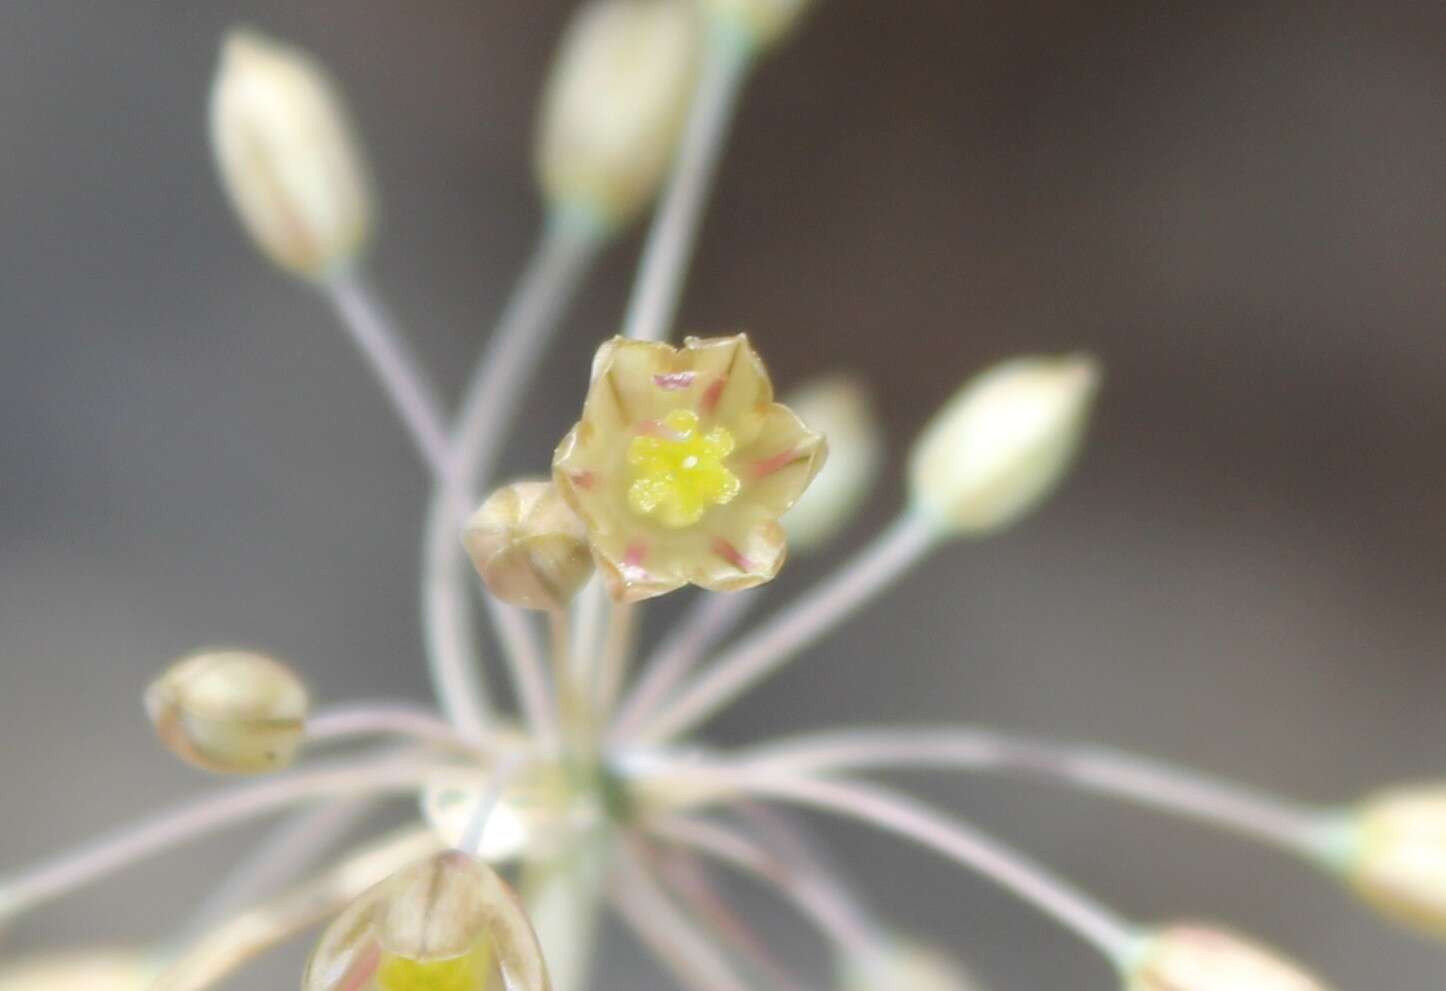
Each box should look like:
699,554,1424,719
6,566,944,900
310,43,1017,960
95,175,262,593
2,1,1444,987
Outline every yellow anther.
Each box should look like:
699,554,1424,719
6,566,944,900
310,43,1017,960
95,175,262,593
377,943,491,991
627,409,739,528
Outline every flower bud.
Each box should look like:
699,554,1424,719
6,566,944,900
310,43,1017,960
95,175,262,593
210,29,373,278
1343,783,1446,937
145,649,309,774
702,0,817,48
908,354,1099,536
1126,925,1333,991
842,939,977,991
782,374,882,551
463,481,595,611
536,0,700,226
0,951,154,991
304,850,550,991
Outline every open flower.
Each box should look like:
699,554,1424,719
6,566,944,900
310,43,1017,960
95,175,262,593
553,334,825,601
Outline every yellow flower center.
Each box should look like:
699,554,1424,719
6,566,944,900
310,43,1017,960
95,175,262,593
627,408,740,528
376,943,491,991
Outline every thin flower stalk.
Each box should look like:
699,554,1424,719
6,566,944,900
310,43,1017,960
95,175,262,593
423,209,604,738
638,512,939,742
303,703,483,754
610,588,761,741
621,21,755,343
151,827,441,991
324,273,455,485
734,726,1333,856
653,847,814,990
609,841,758,991
0,756,477,922
647,812,875,952
648,765,1143,965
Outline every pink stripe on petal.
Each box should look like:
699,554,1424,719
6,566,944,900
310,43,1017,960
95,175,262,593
700,376,727,415
336,942,382,991
712,537,753,572
624,542,648,567
653,371,696,390
749,448,798,479
569,470,597,490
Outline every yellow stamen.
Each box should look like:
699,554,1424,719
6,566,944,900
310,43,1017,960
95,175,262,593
626,409,740,528
376,942,491,991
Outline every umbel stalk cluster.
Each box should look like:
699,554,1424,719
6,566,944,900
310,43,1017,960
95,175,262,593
2,3,1443,990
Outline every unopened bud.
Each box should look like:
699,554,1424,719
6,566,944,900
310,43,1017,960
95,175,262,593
842,939,977,991
464,481,595,611
210,29,373,278
0,951,154,991
703,0,817,48
537,0,700,226
909,354,1099,536
782,374,883,551
1342,783,1446,937
145,649,309,774
304,850,550,991
1127,925,1333,991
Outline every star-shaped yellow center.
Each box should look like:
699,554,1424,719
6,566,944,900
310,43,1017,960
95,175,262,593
626,409,740,528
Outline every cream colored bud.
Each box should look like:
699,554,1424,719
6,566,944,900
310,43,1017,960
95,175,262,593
464,481,595,611
782,374,883,550
304,850,550,991
1344,783,1446,937
842,940,977,991
145,649,309,774
210,29,372,278
1127,925,1334,991
908,354,1099,535
0,951,154,991
703,0,817,47
537,0,700,225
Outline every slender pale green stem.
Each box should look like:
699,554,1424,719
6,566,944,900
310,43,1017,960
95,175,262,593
610,840,758,991
592,601,638,720
0,756,472,923
611,589,760,742
423,209,605,738
640,512,940,742
325,272,455,484
663,766,1141,965
647,813,873,952
150,827,441,991
304,702,481,753
736,727,1331,856
621,21,755,342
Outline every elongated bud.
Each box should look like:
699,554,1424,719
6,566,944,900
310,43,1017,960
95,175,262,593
145,649,309,774
0,952,154,991
210,29,372,278
304,850,551,991
536,0,700,226
463,481,594,611
702,0,817,48
842,939,977,991
909,354,1099,536
783,374,882,550
1341,783,1446,937
1126,925,1334,991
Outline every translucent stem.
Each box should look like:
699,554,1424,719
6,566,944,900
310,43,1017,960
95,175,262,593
640,512,939,742
650,766,1142,965
736,726,1330,855
304,703,482,753
150,827,440,991
610,840,758,991
422,209,604,737
621,22,755,342
592,602,638,721
0,756,471,922
653,847,812,990
611,589,760,742
647,813,874,953
325,273,455,484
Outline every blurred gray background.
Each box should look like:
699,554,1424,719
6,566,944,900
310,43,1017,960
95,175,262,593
2,1,1444,987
